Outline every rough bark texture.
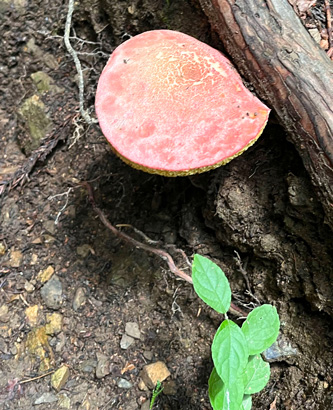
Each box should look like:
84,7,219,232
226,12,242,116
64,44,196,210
199,0,333,230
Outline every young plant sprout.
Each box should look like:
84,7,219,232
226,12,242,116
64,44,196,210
95,30,270,176
192,255,280,410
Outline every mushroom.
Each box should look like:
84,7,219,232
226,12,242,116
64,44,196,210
95,30,270,176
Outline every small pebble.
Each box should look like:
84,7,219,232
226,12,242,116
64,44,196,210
140,361,171,389
117,378,133,389
141,401,150,410
96,352,110,379
263,334,299,362
24,281,35,293
120,334,135,350
34,392,58,404
143,350,153,361
51,365,70,392
9,250,23,267
80,359,97,373
138,378,148,391
125,322,141,339
40,275,63,309
72,287,87,311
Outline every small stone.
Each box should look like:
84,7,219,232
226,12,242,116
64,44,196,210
37,265,55,283
143,350,153,361
0,243,5,256
73,287,87,311
18,95,51,154
263,334,299,362
0,305,9,322
76,244,93,258
96,352,110,379
51,365,70,392
25,327,53,371
9,250,23,267
31,71,64,94
43,220,56,234
138,378,148,391
117,378,133,389
43,53,59,70
10,344,18,355
30,253,38,265
58,393,71,409
163,379,177,395
55,332,66,352
80,359,97,373
44,234,56,243
140,361,171,389
24,280,35,293
125,322,141,339
25,39,58,69
25,305,39,326
45,313,63,335
120,334,135,350
0,338,8,353
40,275,63,309
34,392,58,404
141,401,151,410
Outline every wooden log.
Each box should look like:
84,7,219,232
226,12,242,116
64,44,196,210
199,0,333,229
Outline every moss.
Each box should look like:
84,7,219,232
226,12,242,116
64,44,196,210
18,95,51,154
31,71,63,94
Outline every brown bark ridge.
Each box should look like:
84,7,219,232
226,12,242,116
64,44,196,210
199,0,333,229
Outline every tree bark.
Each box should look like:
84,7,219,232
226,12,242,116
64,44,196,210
199,0,333,229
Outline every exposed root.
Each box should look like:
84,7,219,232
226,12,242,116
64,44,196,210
84,182,248,317
64,0,98,125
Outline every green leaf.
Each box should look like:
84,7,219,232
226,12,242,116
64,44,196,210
208,367,244,410
242,395,252,410
208,367,225,409
192,254,231,314
212,320,249,385
243,355,270,394
241,305,280,355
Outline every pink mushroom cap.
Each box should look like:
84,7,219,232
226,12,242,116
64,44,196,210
95,30,270,176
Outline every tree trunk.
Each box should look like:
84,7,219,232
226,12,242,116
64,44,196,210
199,0,333,230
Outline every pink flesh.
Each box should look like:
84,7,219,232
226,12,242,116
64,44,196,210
95,30,270,173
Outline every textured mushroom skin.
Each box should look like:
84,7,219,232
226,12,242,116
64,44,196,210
96,30,270,175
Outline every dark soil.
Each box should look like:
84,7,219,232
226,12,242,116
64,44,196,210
0,1,332,409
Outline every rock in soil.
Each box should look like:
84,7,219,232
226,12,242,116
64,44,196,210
95,352,111,379
117,378,133,389
120,334,135,349
140,361,171,389
34,392,58,404
125,322,141,339
40,275,63,309
51,365,70,392
72,287,87,311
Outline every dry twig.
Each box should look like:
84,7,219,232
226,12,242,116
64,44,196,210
19,370,55,385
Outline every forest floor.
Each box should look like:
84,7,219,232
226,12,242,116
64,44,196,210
0,1,332,409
